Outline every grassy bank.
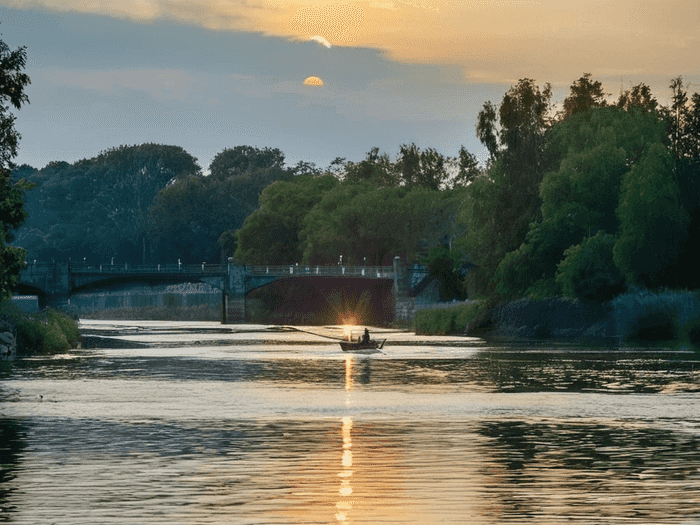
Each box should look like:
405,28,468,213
433,289,700,344
612,289,700,343
0,300,81,355
414,301,483,335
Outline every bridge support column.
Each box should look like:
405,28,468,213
393,256,414,324
44,262,72,310
225,264,247,323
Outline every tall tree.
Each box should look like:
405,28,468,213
468,79,554,294
0,39,31,299
209,145,286,180
494,105,668,298
614,143,689,287
452,146,481,187
560,73,608,120
343,147,398,187
616,82,659,114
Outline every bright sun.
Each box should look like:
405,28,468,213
303,76,324,86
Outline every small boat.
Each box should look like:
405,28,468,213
339,339,386,352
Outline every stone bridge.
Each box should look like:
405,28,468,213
18,258,430,323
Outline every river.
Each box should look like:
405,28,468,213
2,320,700,524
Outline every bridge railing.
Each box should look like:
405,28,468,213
69,263,227,275
246,265,394,279
24,262,395,279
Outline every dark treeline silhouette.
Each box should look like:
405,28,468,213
7,68,700,305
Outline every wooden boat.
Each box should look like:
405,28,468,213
339,339,386,352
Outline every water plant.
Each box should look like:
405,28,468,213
612,289,700,343
0,300,81,355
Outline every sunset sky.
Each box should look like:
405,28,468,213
1,0,699,171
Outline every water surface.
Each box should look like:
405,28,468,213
2,320,700,524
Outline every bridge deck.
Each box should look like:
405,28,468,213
21,263,395,279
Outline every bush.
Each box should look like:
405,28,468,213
556,232,626,302
0,300,81,355
415,301,481,335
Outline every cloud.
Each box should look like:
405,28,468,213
6,0,700,84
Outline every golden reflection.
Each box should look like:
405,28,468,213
345,356,354,393
337,415,355,520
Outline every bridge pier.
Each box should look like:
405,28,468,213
225,264,247,323
392,257,414,324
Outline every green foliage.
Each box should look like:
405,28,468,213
452,146,481,187
235,173,339,265
414,301,481,335
18,144,200,263
490,105,671,300
614,143,689,287
0,301,81,354
467,79,555,295
149,147,293,264
342,147,399,187
560,73,608,120
616,83,659,114
556,232,625,302
299,185,459,266
209,146,285,180
1,39,31,299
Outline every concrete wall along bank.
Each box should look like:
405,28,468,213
70,283,221,313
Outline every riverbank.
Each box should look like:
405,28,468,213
419,290,700,346
0,300,81,356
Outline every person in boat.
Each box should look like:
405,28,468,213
362,328,370,344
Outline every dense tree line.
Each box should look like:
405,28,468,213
4,36,700,310
465,74,700,301
14,145,296,264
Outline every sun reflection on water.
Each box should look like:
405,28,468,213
337,358,355,522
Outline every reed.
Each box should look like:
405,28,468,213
415,301,482,335
612,289,700,342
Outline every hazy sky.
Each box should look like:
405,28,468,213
1,0,699,171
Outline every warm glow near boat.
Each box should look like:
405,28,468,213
342,325,354,340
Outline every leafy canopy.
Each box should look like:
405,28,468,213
1,39,31,299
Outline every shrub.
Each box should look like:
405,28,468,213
556,232,626,302
0,301,81,355
415,301,481,335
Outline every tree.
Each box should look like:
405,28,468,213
614,143,689,288
451,146,481,187
0,39,31,299
556,232,625,302
493,105,668,299
560,73,608,120
234,173,338,265
395,143,420,187
209,145,285,180
299,184,454,265
343,147,398,187
616,82,658,114
16,144,200,263
467,79,554,295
